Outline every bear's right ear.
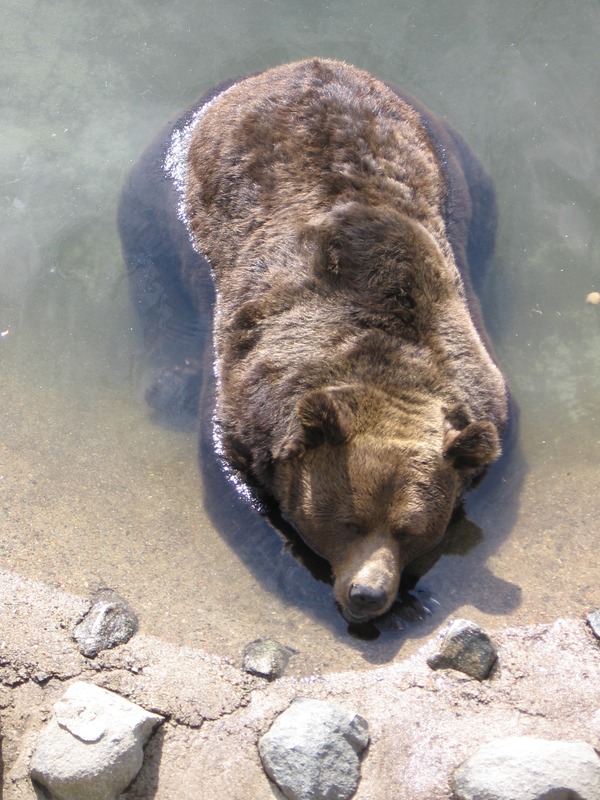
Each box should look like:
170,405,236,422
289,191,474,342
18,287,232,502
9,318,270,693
273,387,358,461
443,420,501,470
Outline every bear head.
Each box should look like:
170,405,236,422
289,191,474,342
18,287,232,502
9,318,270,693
271,384,500,623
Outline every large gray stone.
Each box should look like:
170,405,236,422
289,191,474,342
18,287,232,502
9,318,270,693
258,698,369,800
452,736,600,800
30,681,163,800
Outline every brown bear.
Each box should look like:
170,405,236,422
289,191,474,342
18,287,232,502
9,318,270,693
119,58,509,625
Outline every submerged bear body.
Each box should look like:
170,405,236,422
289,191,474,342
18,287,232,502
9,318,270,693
119,59,508,624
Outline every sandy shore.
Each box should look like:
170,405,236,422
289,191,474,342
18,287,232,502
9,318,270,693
2,568,599,799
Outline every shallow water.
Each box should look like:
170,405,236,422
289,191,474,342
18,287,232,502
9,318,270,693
1,1,599,676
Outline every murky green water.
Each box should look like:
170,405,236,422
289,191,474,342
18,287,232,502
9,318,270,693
1,0,599,676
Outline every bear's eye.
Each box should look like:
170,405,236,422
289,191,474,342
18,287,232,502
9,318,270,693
394,527,415,545
343,522,364,537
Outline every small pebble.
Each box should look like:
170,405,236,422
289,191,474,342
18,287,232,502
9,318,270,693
586,609,600,640
427,619,497,680
242,638,297,680
586,291,600,305
73,589,138,658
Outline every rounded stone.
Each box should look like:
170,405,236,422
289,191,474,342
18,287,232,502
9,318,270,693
452,736,600,800
30,681,162,800
427,618,497,680
73,589,138,658
242,638,297,680
258,698,369,800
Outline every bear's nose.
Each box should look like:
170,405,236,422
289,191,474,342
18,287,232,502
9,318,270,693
348,583,388,613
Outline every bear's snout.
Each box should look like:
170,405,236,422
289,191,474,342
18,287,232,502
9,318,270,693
334,542,401,623
348,583,389,617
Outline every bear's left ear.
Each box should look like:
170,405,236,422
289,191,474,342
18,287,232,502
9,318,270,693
273,386,358,461
444,420,501,470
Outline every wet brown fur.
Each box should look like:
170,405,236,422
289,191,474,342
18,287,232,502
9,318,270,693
182,59,508,622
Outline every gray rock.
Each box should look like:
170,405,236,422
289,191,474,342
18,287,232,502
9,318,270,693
586,610,600,639
452,736,600,800
258,698,369,800
427,618,497,680
30,681,163,800
242,639,297,680
73,589,138,658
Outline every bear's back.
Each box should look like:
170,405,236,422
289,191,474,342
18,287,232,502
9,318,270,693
185,59,452,275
